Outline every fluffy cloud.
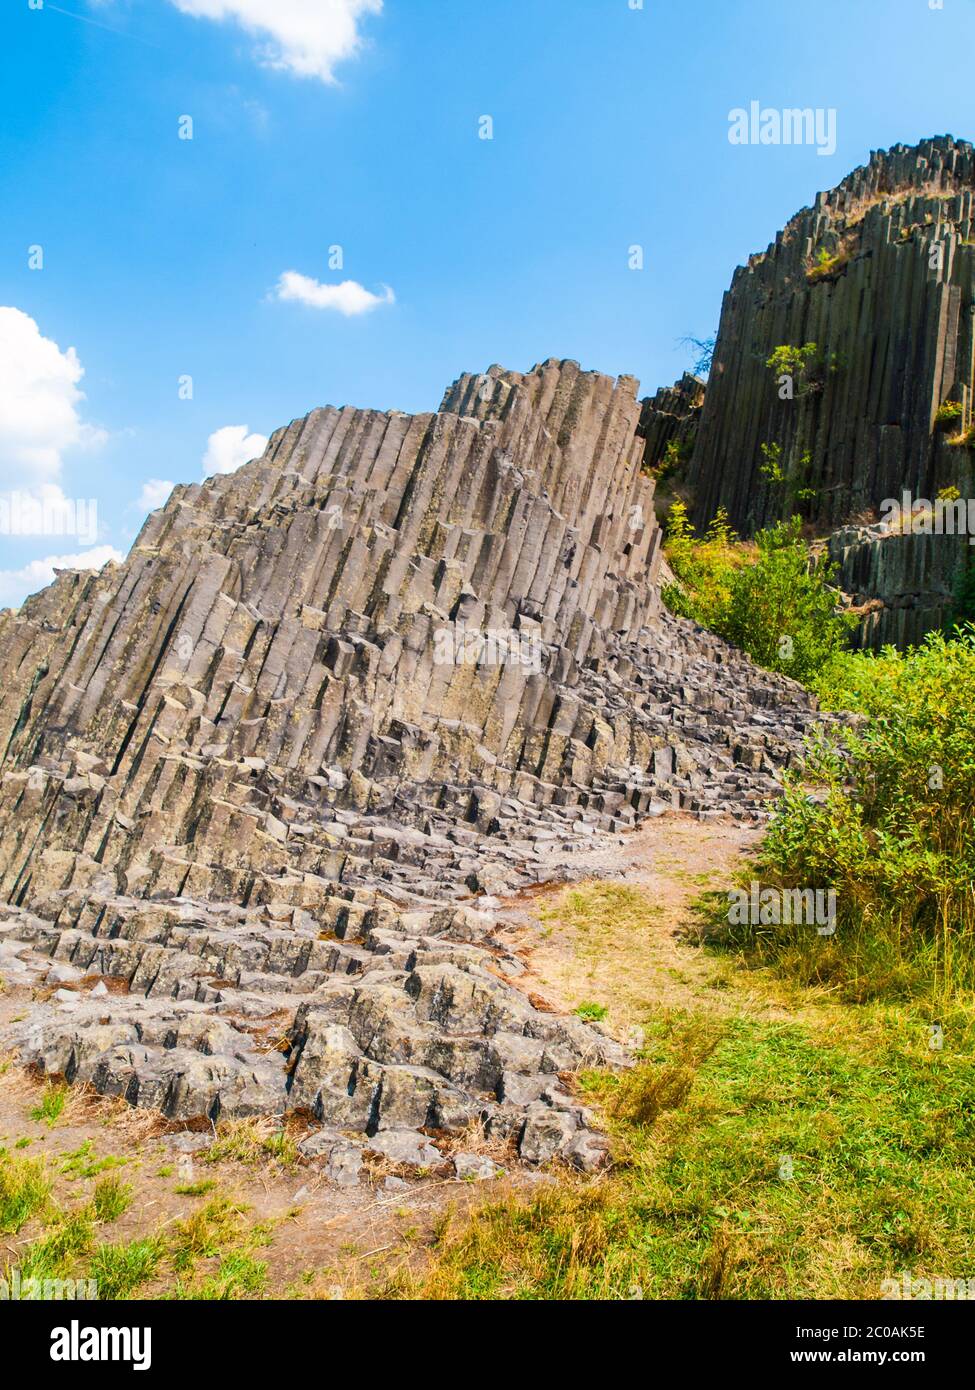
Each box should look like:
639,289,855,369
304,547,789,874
274,271,395,316
0,545,123,612
137,479,175,512
0,308,105,484
202,425,269,477
170,0,383,83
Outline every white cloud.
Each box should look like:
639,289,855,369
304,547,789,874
0,307,105,484
0,545,123,611
169,0,383,83
274,271,395,316
136,479,175,512
202,425,269,477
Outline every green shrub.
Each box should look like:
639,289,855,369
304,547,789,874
755,628,975,998
648,435,694,481
759,443,819,516
807,248,850,283
718,519,854,682
664,509,854,685
809,645,904,715
662,501,751,630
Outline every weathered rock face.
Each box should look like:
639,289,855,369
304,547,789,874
0,358,823,1166
825,523,969,650
638,373,705,477
688,137,975,548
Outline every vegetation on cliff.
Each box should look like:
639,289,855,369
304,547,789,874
664,508,975,1000
662,502,854,685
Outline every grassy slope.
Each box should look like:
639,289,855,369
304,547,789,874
3,865,972,1301
377,882,975,1301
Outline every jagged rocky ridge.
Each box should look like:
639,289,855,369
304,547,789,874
681,136,975,649
0,359,824,1172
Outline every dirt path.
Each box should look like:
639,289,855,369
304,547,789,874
494,813,774,1039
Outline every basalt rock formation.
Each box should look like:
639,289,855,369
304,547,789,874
638,373,705,476
685,136,975,647
825,523,969,650
0,359,823,1172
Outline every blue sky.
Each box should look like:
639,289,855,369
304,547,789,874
1,0,974,605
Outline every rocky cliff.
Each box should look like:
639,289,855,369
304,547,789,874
691,135,975,533
0,359,822,1171
638,373,705,477
825,523,969,650
682,136,975,647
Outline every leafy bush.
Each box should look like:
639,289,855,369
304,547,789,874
807,247,850,283
646,434,694,482
756,628,975,997
718,520,856,682
662,501,750,630
767,342,817,376
808,645,904,715
759,443,818,516
664,508,854,684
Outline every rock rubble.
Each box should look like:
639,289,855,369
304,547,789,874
0,358,824,1170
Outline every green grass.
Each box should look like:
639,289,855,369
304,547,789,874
0,1149,52,1233
175,1179,218,1196
18,1209,94,1284
205,1118,300,1169
30,1081,68,1127
3,1109,279,1300
575,1002,609,1022
93,1174,132,1223
170,1195,253,1273
60,1140,128,1180
377,1001,975,1300
7,1181,274,1300
175,1251,269,1300
87,1237,164,1300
